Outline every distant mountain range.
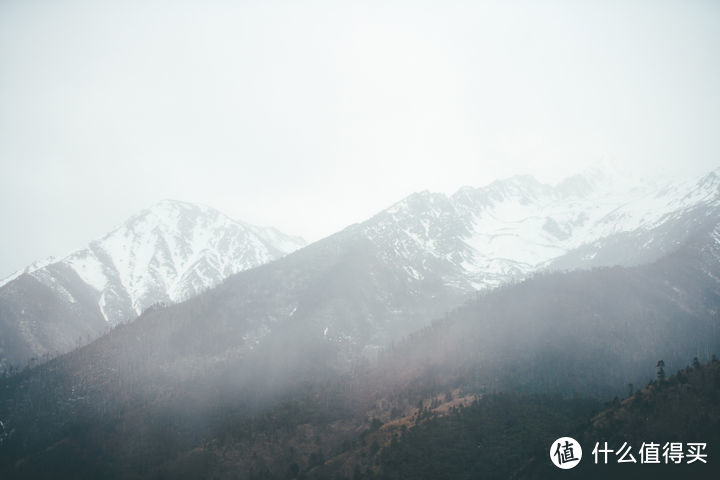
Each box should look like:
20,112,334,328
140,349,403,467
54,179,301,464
365,167,720,291
0,200,305,370
1,167,719,373
1,167,720,479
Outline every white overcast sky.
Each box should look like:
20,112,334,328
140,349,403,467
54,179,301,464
1,0,719,277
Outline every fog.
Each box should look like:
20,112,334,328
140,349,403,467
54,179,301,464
1,0,719,277
2,4,720,476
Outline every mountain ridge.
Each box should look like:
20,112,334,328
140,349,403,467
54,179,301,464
2,167,719,372
361,167,720,292
2,220,719,479
0,200,305,370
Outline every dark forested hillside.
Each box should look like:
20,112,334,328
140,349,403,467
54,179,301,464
299,359,720,480
0,222,719,478
515,358,720,479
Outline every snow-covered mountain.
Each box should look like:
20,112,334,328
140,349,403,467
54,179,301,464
3,168,719,372
363,167,720,291
12,165,712,388
0,200,305,369
125,166,718,369
4,175,720,479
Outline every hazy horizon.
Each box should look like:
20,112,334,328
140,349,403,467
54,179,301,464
2,0,719,276
1,163,715,281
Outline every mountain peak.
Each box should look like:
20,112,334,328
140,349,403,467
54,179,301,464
697,168,720,190
132,199,224,226
4,200,304,325
554,174,596,198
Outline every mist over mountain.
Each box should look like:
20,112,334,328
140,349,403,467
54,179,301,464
370,221,720,398
2,1,719,477
3,168,720,372
0,200,305,371
0,167,720,478
1,215,718,479
1,168,719,479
